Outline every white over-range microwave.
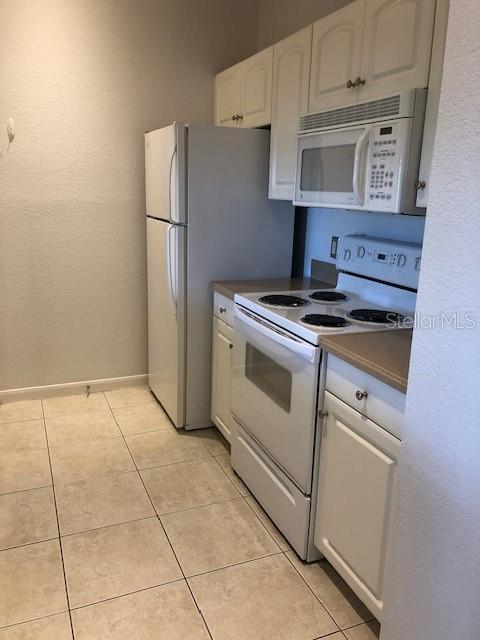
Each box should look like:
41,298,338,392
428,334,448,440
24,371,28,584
293,89,427,214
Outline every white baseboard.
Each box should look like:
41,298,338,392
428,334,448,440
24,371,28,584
0,374,148,403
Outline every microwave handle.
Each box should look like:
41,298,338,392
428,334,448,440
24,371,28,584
235,306,319,364
353,128,370,205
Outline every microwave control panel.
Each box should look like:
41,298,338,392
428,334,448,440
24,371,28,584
366,121,407,210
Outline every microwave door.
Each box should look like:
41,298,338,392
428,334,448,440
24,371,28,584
294,126,368,209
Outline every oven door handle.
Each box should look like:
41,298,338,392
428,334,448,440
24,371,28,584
353,127,370,206
235,306,319,364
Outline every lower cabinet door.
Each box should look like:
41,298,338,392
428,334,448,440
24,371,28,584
314,391,401,621
211,317,233,442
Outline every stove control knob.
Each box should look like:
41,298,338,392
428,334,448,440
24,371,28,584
343,249,352,261
396,254,407,267
357,246,366,258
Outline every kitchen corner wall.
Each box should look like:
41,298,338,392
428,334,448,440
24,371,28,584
0,0,258,391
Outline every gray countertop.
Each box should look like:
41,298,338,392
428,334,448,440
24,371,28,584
212,277,332,300
320,330,412,394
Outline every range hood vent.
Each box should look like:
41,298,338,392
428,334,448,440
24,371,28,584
299,94,402,132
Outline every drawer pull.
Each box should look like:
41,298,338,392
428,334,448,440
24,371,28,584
219,306,227,314
355,390,368,401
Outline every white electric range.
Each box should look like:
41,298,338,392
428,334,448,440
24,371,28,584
230,235,421,559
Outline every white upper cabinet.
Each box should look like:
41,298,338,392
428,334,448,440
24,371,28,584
309,0,436,113
214,63,242,127
269,26,312,200
309,1,365,112
360,0,437,99
241,47,274,128
215,47,273,128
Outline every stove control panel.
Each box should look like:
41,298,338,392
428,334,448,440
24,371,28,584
336,235,422,289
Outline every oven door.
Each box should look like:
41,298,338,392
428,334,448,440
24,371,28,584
294,125,371,209
232,306,320,494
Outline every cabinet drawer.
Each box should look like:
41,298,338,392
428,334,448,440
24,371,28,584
325,354,405,439
231,419,310,559
213,292,234,326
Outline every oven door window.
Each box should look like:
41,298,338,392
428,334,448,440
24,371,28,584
245,343,292,413
300,144,355,193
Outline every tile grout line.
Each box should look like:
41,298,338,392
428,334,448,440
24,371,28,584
282,546,376,633
0,415,47,426
104,392,215,640
41,398,76,640
0,483,53,499
0,611,74,633
59,514,158,539
341,619,378,633
155,494,244,517
242,494,285,552
68,576,185,612
211,450,251,496
0,535,60,554
282,550,342,634
313,630,349,640
184,549,285,581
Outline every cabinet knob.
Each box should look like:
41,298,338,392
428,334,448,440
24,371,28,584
229,343,233,350
318,409,329,418
355,390,368,401
232,115,238,121
347,79,355,88
415,180,426,191
237,114,243,121
354,77,366,87
219,306,227,314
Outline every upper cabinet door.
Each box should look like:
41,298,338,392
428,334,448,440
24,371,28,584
360,0,436,99
215,63,242,127
240,46,273,128
269,26,312,200
309,1,365,112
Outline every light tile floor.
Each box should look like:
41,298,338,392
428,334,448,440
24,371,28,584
0,387,380,640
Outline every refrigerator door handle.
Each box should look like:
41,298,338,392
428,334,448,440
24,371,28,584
169,146,177,223
167,225,178,318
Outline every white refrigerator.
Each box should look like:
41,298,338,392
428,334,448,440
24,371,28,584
146,123,293,430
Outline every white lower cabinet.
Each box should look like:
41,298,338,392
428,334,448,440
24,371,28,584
211,314,234,443
315,389,401,621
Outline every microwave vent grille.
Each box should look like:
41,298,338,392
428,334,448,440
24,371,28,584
299,95,402,132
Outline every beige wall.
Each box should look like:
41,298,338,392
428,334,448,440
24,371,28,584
0,0,258,390
381,2,480,638
257,0,350,48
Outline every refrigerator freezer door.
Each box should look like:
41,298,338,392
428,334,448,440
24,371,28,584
145,124,187,224
147,217,186,427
